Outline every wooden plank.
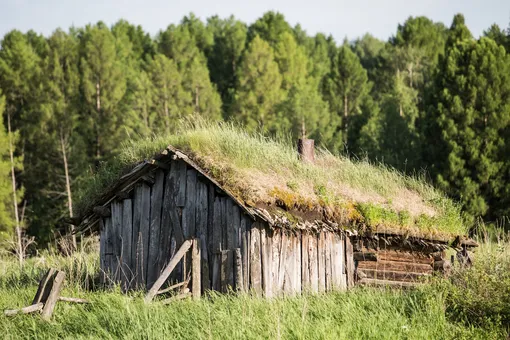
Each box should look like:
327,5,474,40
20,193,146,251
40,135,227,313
191,239,201,299
283,232,294,295
233,205,240,248
294,234,302,294
121,199,133,291
196,180,210,291
249,225,262,294
99,220,105,284
206,183,215,287
277,232,287,292
111,201,123,282
182,169,197,239
103,217,113,284
176,160,187,207
338,234,347,289
212,254,220,292
234,248,244,292
32,268,56,305
317,232,326,292
301,233,309,292
357,269,430,282
41,270,66,320
260,227,270,297
139,184,151,288
145,239,193,302
212,197,223,252
241,216,250,291
147,170,165,289
220,250,229,293
308,233,318,292
157,281,188,295
358,260,433,273
325,233,332,291
220,198,228,251
271,229,281,294
345,236,355,287
226,199,235,250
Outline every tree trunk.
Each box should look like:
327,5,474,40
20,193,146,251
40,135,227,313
60,129,76,250
95,80,101,160
343,94,348,145
7,112,22,267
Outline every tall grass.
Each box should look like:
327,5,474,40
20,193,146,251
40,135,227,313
0,235,508,339
76,121,466,238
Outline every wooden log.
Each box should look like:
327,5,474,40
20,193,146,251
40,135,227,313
58,297,89,304
358,278,420,288
157,281,188,295
5,303,44,316
147,170,165,289
191,239,201,300
378,250,433,264
32,268,56,305
234,248,244,292
357,260,433,274
121,199,133,291
41,270,66,320
145,239,193,303
160,289,191,305
356,268,430,282
345,237,355,287
353,252,378,262
93,206,111,217
250,225,262,294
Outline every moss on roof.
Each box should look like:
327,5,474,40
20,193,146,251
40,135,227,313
76,121,468,240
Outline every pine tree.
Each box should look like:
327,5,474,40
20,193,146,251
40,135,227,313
147,54,185,134
430,36,510,218
324,42,373,152
232,36,283,132
247,11,292,46
80,22,129,161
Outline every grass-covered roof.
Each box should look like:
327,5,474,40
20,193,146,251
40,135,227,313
76,122,468,241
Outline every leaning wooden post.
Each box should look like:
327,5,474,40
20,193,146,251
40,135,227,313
191,239,201,300
41,270,66,320
145,239,193,303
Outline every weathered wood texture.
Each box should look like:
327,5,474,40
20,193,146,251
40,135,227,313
40,270,66,320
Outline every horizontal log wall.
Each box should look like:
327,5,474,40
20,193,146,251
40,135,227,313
354,249,435,285
99,157,352,295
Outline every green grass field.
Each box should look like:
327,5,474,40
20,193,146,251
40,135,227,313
1,235,509,339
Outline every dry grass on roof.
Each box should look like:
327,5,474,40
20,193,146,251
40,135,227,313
76,120,467,239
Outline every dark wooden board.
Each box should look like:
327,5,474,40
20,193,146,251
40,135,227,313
147,170,165,289
121,199,133,291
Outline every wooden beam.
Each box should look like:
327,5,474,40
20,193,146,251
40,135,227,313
357,268,429,282
4,303,43,316
159,289,191,305
41,270,66,320
145,239,193,303
32,268,56,305
358,278,419,288
357,260,433,273
234,248,244,292
156,281,188,295
353,252,377,262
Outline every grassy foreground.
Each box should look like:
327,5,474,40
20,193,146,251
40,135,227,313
1,236,509,339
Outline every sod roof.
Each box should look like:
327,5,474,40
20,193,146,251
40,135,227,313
75,122,469,243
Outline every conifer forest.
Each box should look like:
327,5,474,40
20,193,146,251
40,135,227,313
1,12,510,245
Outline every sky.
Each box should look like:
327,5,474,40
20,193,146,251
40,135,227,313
1,0,509,42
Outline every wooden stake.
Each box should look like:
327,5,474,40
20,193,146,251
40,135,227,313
191,239,201,300
41,270,66,320
32,268,56,305
145,239,193,303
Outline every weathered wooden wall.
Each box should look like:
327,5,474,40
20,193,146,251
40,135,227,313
99,158,354,294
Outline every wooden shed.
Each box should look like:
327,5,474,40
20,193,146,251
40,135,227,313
75,132,475,296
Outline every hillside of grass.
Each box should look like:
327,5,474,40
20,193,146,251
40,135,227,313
1,235,509,339
76,121,467,240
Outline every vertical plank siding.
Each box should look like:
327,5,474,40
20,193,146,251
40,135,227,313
100,157,354,295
